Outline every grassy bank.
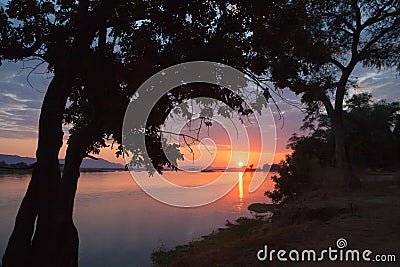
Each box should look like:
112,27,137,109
152,173,400,266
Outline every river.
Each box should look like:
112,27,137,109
0,171,275,267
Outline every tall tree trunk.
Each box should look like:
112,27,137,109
320,86,361,189
2,2,119,266
333,60,362,188
2,70,72,267
2,75,99,267
3,27,91,267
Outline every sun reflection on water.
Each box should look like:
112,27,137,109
236,172,244,211
238,172,244,200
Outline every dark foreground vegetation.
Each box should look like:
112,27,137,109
267,93,400,204
152,171,400,267
152,94,400,266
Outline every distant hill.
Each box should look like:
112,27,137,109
0,154,125,169
78,158,125,169
0,154,37,165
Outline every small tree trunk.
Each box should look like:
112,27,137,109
55,123,99,267
332,112,361,189
1,174,39,267
333,114,346,168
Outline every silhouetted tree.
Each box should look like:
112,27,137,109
1,1,127,266
268,93,400,203
250,0,399,176
0,1,283,266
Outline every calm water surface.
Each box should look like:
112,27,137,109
0,171,275,267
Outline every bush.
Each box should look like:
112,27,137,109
266,153,321,204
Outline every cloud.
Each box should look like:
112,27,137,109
0,60,51,139
353,65,400,102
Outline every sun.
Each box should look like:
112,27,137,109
238,162,244,167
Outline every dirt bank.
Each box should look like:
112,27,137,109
152,175,400,267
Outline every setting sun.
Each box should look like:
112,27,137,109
238,162,244,167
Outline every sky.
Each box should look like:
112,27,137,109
0,60,399,167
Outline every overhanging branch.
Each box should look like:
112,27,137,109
0,38,45,59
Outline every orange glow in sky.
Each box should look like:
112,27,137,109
0,136,288,166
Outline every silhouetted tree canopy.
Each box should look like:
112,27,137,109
268,93,400,204
250,0,400,168
0,0,275,172
0,1,291,266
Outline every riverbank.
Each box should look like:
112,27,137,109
152,172,400,266
0,168,126,175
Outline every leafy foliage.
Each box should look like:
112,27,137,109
1,0,295,174
252,0,400,167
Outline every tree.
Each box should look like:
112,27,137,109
249,0,400,175
0,1,278,266
267,92,400,203
1,1,127,266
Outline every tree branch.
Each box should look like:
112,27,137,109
352,0,361,29
158,130,213,156
362,8,400,29
0,38,45,59
359,17,400,58
318,92,335,119
329,57,346,72
321,12,355,32
335,27,354,36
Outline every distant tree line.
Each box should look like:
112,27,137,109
262,164,281,172
0,162,33,170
